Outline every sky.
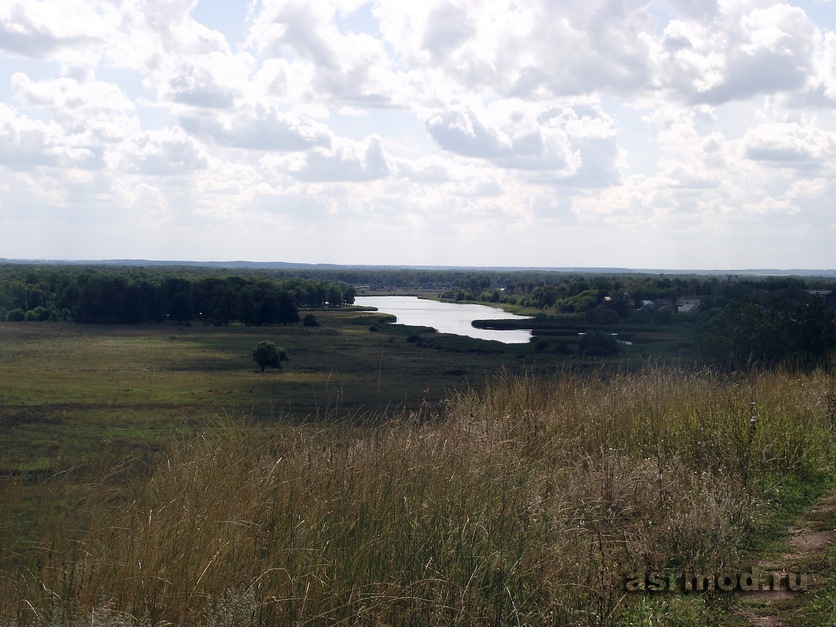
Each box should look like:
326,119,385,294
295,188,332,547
1,0,835,270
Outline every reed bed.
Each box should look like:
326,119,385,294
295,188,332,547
1,366,833,625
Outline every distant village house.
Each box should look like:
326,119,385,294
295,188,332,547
677,296,703,314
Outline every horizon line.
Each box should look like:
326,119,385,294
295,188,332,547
2,258,835,277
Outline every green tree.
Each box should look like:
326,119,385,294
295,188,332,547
252,341,289,372
276,291,299,325
258,292,281,325
170,291,192,323
342,284,356,305
579,331,620,357
327,285,343,307
696,294,835,370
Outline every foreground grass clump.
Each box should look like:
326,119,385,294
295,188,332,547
1,367,833,625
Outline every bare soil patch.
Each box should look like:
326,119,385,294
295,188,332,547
740,491,836,626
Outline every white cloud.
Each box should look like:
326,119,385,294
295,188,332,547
246,1,395,105
289,135,391,181
802,30,836,105
180,107,332,152
658,3,819,104
421,2,476,58
11,72,134,113
0,103,62,168
743,121,836,167
426,106,578,173
166,61,238,109
0,0,113,61
375,0,656,100
128,127,209,176
0,0,834,268
395,155,453,182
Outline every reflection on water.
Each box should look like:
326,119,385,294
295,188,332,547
355,296,532,344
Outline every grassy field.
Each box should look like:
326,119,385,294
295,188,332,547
1,307,833,625
0,309,514,472
1,366,833,625
0,306,697,474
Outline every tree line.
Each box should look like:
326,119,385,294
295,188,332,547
694,285,836,370
3,263,834,370
0,265,356,325
445,273,836,370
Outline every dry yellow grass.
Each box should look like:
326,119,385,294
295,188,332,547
1,366,833,625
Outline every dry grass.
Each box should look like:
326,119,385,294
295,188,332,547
1,366,833,625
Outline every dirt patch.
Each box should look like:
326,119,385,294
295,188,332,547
739,491,836,626
788,528,831,552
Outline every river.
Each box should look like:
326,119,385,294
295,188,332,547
354,296,532,344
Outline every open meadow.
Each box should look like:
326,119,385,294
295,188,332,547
0,306,698,474
0,310,512,473
1,307,834,625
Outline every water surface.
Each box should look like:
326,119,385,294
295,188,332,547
355,296,532,344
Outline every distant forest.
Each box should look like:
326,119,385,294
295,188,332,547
0,264,357,326
2,263,835,369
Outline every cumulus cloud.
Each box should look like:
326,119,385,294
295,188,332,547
180,107,332,152
425,102,626,187
290,135,391,181
167,63,237,109
0,0,834,267
373,0,656,100
552,137,623,188
421,2,476,58
128,127,209,176
743,122,836,168
117,0,230,57
659,3,818,104
0,104,61,168
0,100,111,171
246,1,394,105
395,156,453,182
11,72,134,113
426,107,578,173
0,0,107,59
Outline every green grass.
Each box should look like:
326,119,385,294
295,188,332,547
787,540,836,625
731,474,836,626
1,310,833,625
0,366,833,625
2,307,697,475
0,312,522,472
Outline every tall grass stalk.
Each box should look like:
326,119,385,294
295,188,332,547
1,366,833,625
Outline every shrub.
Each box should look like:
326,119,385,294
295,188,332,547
579,330,619,356
586,305,619,325
252,341,289,372
5,308,24,322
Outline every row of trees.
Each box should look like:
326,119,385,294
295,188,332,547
442,274,728,310
695,289,835,370
0,265,356,325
